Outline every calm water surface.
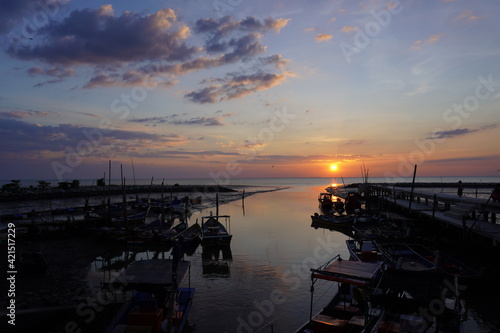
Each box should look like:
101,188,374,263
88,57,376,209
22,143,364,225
4,177,498,332
85,180,496,333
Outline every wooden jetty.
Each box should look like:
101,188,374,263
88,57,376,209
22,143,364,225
370,185,500,245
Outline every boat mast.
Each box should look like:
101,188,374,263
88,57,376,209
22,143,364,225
216,192,219,218
121,164,128,229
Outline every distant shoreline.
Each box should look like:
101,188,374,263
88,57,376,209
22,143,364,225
0,184,237,203
344,182,498,188
2,181,497,203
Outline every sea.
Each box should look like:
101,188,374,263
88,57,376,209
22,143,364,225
2,177,499,332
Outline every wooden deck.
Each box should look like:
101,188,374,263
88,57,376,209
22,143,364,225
371,185,500,244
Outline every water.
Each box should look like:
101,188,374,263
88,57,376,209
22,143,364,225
4,177,499,332
2,175,500,188
81,179,497,332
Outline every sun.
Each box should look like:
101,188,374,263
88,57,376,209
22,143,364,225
330,164,338,171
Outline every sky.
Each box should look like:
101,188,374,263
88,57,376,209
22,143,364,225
0,0,499,182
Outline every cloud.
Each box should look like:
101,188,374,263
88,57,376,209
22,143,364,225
10,6,198,65
0,109,50,119
340,139,365,146
259,54,289,69
428,125,497,139
0,118,184,155
315,33,333,42
454,10,484,22
411,33,444,50
0,0,69,33
129,114,230,127
135,149,241,159
185,72,286,104
194,16,289,39
425,33,445,44
428,154,499,164
341,26,356,33
7,7,291,100
27,66,75,86
237,153,371,165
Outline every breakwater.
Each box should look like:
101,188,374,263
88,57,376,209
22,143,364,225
345,181,498,189
0,184,236,202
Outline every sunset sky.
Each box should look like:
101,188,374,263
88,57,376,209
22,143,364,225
1,0,499,182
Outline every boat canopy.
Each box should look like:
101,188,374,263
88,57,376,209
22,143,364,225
311,258,381,287
106,259,190,292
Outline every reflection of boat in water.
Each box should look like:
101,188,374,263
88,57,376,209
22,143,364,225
311,213,354,228
202,246,232,276
201,213,232,246
104,258,194,333
311,219,355,238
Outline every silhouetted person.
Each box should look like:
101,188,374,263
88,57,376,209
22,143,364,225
345,193,361,214
334,198,345,215
457,181,463,197
492,184,500,202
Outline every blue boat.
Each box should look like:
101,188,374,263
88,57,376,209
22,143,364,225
104,258,194,333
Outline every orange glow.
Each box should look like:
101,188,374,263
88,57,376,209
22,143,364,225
330,164,338,171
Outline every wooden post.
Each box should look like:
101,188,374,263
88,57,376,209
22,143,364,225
216,193,219,218
107,160,111,226
121,165,127,229
161,179,165,224
462,215,467,241
432,194,437,220
408,164,417,211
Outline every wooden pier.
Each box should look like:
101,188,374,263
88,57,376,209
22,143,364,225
370,185,500,245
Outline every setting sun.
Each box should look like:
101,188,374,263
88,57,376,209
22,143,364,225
330,164,338,171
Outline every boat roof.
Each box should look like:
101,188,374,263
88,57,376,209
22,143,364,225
107,259,190,292
202,214,230,218
312,258,381,287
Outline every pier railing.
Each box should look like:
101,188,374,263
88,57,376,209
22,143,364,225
369,184,500,243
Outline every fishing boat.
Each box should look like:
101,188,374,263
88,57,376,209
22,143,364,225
201,213,232,246
371,261,466,332
310,213,354,228
378,243,435,272
177,221,202,245
318,192,334,210
346,239,384,263
408,244,480,281
104,258,194,333
295,255,383,333
112,208,150,226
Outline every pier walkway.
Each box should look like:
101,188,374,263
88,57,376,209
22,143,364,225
370,185,500,244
